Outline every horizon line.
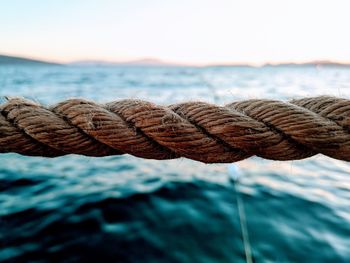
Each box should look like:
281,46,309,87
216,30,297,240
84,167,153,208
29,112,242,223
2,52,350,67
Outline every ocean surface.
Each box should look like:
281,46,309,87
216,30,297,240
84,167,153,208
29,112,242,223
1,65,350,262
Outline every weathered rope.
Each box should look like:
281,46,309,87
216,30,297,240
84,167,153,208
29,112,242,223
1,96,350,163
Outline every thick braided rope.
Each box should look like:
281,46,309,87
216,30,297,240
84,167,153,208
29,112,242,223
1,96,350,163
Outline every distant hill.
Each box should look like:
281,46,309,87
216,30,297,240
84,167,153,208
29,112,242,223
0,54,60,65
1,54,349,68
263,60,350,68
70,58,184,67
210,61,350,68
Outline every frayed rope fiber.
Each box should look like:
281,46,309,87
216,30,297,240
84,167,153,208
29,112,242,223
1,96,350,163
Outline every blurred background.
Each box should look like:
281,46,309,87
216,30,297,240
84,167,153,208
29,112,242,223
1,1,350,262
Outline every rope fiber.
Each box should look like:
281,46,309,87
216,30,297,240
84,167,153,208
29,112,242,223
1,96,350,163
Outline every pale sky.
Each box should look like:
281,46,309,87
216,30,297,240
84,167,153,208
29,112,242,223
1,0,350,65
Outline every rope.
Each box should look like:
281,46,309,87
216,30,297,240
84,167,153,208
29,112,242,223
1,96,350,163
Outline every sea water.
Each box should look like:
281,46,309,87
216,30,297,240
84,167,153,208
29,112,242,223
0,65,350,262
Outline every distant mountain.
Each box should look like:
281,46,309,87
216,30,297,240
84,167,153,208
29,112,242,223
204,60,350,68
2,54,349,68
0,54,60,65
263,60,350,68
70,58,184,67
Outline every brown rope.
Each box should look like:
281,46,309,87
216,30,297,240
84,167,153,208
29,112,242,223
1,96,350,163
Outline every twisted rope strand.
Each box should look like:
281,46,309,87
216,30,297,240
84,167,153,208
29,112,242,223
1,96,350,163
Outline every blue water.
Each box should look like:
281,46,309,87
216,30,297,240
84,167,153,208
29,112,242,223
1,65,350,262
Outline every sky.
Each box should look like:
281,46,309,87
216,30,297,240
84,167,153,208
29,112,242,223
1,0,350,65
